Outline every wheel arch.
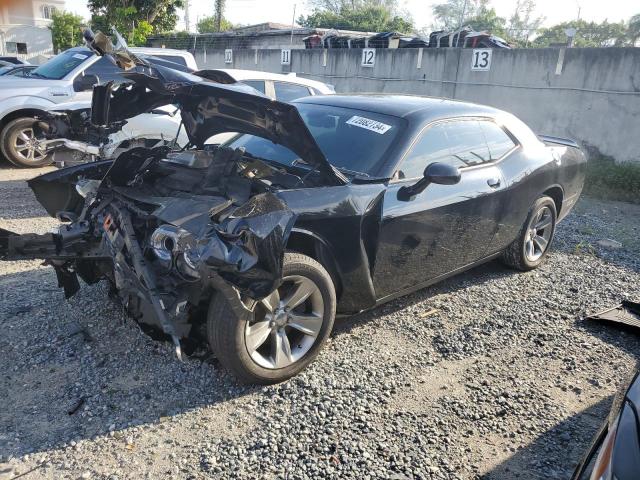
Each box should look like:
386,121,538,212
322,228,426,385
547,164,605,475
542,185,564,217
286,228,343,301
0,108,49,129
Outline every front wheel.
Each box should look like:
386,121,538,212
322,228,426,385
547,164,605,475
207,252,336,384
502,195,557,271
0,117,53,168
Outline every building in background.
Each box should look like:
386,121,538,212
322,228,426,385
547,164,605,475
0,0,65,63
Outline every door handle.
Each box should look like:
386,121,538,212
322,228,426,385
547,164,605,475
487,177,501,188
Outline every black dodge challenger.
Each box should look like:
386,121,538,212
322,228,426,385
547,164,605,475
0,40,586,383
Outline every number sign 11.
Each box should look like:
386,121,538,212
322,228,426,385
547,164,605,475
361,48,375,67
281,49,291,65
471,49,492,71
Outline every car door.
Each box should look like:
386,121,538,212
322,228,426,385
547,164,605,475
373,119,507,300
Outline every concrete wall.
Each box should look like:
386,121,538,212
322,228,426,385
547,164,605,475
195,47,640,164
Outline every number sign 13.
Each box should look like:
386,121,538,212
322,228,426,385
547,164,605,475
471,49,492,71
361,48,375,67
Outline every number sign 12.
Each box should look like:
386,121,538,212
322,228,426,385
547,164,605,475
224,49,233,64
471,49,492,71
281,49,291,65
361,48,375,67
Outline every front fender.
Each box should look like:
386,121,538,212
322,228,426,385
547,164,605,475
0,96,58,120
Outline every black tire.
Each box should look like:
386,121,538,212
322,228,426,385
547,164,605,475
502,195,557,271
0,117,53,168
207,252,336,384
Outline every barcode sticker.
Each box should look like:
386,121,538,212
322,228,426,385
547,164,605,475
345,115,392,134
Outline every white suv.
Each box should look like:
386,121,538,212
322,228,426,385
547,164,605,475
0,46,197,167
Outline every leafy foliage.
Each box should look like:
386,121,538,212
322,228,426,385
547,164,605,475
431,0,490,30
584,156,640,204
626,14,640,46
299,4,414,33
532,19,627,47
197,15,234,33
465,8,507,38
507,0,544,46
49,10,85,53
88,0,183,35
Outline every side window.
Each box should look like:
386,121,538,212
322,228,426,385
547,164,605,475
153,55,187,67
273,82,311,102
399,124,464,179
83,56,125,84
479,121,517,160
442,120,490,166
242,80,266,94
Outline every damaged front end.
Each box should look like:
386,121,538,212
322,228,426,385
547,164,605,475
2,146,297,356
1,29,343,357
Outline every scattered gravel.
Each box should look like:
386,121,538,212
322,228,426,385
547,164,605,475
1,165,639,480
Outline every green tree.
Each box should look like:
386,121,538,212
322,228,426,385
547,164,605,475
507,0,544,46
49,11,85,53
532,19,627,48
197,15,234,33
91,6,155,46
465,8,507,37
625,13,640,46
299,4,414,32
88,0,183,34
431,0,490,30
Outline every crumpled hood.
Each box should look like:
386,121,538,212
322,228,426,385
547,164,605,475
90,62,345,186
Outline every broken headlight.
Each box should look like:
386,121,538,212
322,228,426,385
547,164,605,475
150,225,199,278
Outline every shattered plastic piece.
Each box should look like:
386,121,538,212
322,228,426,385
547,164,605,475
586,300,640,330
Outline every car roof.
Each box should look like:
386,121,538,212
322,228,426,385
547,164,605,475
293,94,502,122
213,69,333,92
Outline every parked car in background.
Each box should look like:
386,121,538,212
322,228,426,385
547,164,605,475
0,64,37,77
43,68,335,167
0,56,28,65
0,37,586,383
0,46,196,167
572,363,640,480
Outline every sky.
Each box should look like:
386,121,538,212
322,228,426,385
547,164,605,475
63,0,639,32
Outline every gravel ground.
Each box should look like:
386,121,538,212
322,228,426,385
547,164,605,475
1,164,639,480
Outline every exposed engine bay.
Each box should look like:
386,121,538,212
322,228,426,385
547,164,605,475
3,143,317,355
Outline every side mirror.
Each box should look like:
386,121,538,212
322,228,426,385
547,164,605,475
73,73,100,92
398,162,461,201
423,162,461,185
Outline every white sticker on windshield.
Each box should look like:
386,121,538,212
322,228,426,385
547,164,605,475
72,53,89,60
345,115,392,134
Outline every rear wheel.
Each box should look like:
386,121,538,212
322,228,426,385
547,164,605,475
1,117,53,168
502,195,557,271
207,252,336,384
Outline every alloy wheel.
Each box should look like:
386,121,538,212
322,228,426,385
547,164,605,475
244,275,324,369
12,127,48,164
525,205,553,262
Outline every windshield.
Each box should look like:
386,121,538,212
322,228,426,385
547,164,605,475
226,104,403,177
30,50,93,80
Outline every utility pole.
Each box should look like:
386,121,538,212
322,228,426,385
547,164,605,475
184,0,191,32
215,0,225,32
456,0,469,47
290,3,296,45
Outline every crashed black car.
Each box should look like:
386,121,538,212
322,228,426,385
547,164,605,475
572,362,640,480
0,32,586,384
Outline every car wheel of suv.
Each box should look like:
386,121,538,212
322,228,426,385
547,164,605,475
1,117,53,168
502,195,557,271
207,252,336,384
